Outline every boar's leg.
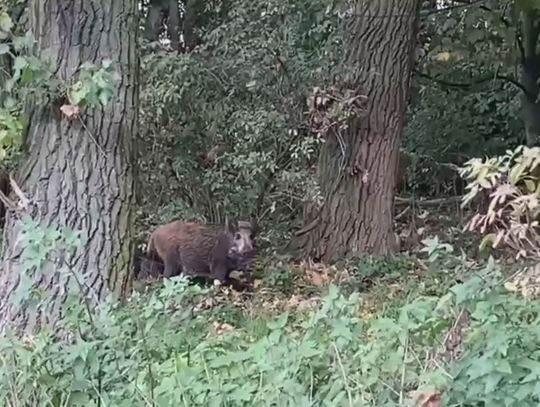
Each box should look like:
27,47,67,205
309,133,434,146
210,234,233,284
162,251,182,278
210,258,230,284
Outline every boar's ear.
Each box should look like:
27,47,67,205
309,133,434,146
238,219,258,236
224,217,238,233
249,217,258,234
249,219,258,235
251,219,258,234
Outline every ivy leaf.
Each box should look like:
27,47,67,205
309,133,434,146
0,43,9,55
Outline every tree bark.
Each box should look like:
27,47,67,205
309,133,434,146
295,0,421,262
183,0,204,51
0,0,138,335
519,10,540,147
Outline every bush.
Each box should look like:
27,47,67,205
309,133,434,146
2,219,539,406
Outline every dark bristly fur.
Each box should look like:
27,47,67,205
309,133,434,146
146,220,256,284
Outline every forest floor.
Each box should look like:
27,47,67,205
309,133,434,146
4,205,531,406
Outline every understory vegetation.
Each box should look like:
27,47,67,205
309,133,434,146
3,223,540,406
1,0,540,406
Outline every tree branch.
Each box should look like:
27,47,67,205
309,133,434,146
414,69,532,98
421,0,488,17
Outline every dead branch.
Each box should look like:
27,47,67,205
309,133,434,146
395,195,464,206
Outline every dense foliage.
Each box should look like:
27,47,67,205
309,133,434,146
138,0,342,237
2,225,540,406
405,0,529,195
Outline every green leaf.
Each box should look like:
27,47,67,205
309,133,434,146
71,84,89,106
3,96,17,109
20,67,34,84
98,91,110,106
0,43,9,55
267,312,288,330
13,33,35,51
13,56,27,71
484,372,504,393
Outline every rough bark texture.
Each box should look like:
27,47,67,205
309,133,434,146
0,0,138,335
183,0,204,51
520,10,540,147
295,0,421,262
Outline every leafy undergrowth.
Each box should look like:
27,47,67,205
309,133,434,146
1,239,540,407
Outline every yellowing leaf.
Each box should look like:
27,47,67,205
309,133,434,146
479,233,496,250
478,177,493,189
504,281,518,292
525,179,537,192
0,12,13,33
434,52,451,62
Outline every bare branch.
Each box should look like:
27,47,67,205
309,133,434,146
414,69,533,98
421,0,488,17
395,195,464,206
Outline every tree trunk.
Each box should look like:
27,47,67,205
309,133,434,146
519,10,540,147
0,0,138,335
294,0,421,262
144,0,181,51
183,0,207,51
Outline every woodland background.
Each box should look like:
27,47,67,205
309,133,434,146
0,0,539,406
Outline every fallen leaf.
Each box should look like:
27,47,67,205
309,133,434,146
212,321,235,335
409,390,443,407
434,51,451,62
307,269,330,287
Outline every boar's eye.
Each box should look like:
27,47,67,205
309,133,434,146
235,233,241,240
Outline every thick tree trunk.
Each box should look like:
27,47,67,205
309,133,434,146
0,0,138,335
519,11,540,147
183,0,204,51
295,0,421,262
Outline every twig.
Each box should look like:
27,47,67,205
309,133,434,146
0,188,17,212
399,335,409,405
395,205,410,221
294,217,319,237
414,69,531,99
421,0,488,16
395,195,464,206
77,117,108,158
332,342,353,407
9,175,30,210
